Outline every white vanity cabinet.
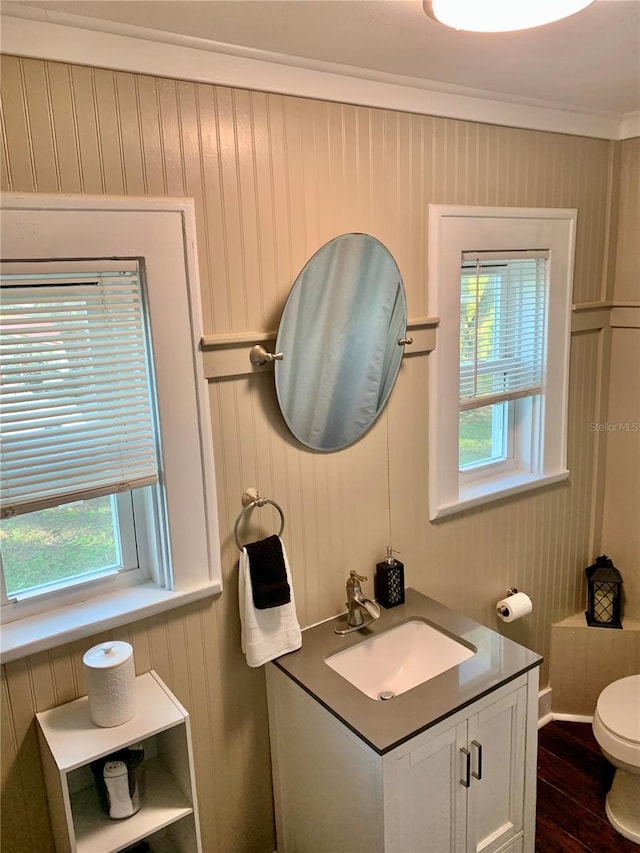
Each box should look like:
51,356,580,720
267,665,538,853
36,670,202,853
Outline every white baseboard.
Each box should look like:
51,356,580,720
538,687,593,729
551,713,594,724
538,712,594,727
538,686,552,726
537,686,594,727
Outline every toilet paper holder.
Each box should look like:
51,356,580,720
497,588,518,618
496,588,533,623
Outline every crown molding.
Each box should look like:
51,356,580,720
0,7,634,141
620,112,640,140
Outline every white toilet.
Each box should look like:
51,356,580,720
592,674,640,844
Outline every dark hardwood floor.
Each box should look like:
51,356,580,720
536,720,638,852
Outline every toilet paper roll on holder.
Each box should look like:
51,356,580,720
497,588,519,618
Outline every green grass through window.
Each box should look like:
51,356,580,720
1,497,119,596
459,407,495,468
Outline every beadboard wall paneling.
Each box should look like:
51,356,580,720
1,57,617,329
601,137,640,619
0,54,629,853
210,374,392,628
613,137,640,303
601,328,640,619
550,614,640,715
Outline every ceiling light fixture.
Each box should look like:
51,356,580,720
423,0,596,32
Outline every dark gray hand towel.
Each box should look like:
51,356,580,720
245,535,291,609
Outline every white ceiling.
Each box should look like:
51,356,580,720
4,0,640,123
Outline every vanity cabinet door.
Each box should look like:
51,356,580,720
385,720,468,853
466,685,527,853
386,679,528,853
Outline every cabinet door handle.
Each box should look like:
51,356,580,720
460,747,471,788
471,740,483,781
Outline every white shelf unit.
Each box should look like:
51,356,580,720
36,670,202,853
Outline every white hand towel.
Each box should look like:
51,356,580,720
239,537,302,667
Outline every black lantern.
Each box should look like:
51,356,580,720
585,555,623,629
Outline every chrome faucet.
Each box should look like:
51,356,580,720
334,571,381,635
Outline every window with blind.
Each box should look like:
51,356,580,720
0,263,162,600
428,205,575,520
458,251,547,472
0,195,221,664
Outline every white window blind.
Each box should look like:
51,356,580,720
0,267,159,519
459,251,548,412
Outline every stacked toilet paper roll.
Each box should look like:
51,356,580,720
83,641,136,727
496,591,533,623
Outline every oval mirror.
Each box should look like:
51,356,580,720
275,233,407,451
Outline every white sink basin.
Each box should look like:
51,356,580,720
326,619,475,700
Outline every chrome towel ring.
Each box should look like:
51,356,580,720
234,487,285,551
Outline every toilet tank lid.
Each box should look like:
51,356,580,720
597,675,640,743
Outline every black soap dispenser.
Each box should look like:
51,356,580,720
375,546,405,608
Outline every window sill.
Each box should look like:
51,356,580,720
432,469,569,520
0,580,222,664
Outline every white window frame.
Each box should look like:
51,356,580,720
428,205,576,520
0,193,222,662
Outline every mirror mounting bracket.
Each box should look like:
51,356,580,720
250,344,284,366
